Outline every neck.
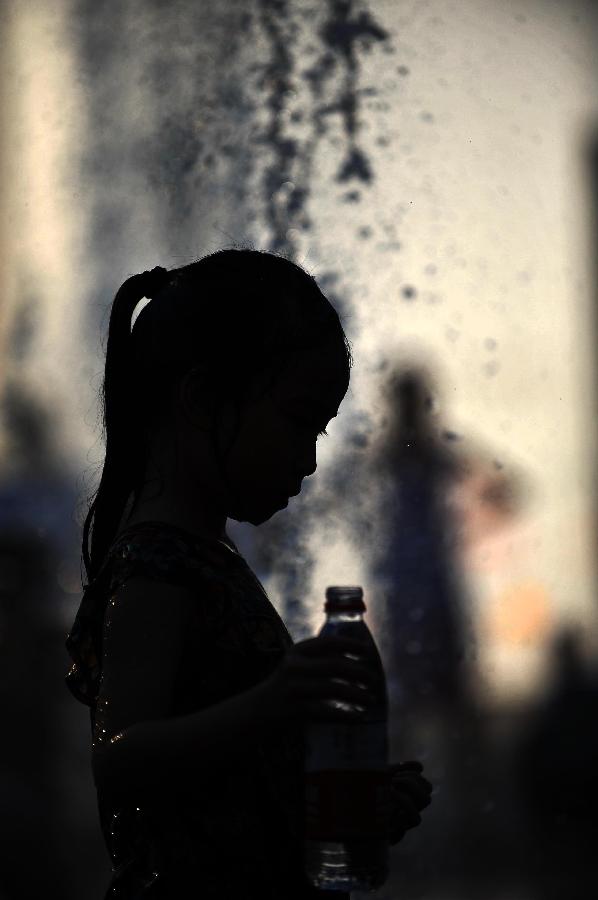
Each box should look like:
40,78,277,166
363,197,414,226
124,413,232,544
123,479,229,545
125,508,228,545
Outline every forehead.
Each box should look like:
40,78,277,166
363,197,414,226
274,343,349,408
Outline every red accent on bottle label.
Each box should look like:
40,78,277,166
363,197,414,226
305,769,391,840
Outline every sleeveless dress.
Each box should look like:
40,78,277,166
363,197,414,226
65,520,349,900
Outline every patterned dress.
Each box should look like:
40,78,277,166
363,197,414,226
65,520,349,899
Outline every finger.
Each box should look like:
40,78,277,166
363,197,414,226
290,658,375,696
389,825,407,846
391,772,432,794
298,636,366,656
392,778,433,811
304,698,373,723
391,792,422,829
389,763,432,787
301,678,376,709
392,771,434,795
312,658,377,686
390,760,424,773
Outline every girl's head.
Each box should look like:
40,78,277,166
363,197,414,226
83,249,352,582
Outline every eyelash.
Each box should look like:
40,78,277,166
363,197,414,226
318,429,328,438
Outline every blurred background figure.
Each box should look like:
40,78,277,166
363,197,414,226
367,363,528,713
370,366,470,712
353,361,537,899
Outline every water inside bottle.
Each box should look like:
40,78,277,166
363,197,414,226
305,837,389,892
304,587,390,892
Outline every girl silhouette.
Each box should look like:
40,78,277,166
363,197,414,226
65,249,431,899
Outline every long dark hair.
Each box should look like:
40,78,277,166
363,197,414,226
81,249,352,586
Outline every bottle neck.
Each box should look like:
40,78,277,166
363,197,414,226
325,611,364,624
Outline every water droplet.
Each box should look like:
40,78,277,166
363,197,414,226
483,360,500,378
342,190,361,203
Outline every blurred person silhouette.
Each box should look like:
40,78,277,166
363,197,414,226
370,364,527,713
64,250,432,900
365,365,536,893
371,367,470,711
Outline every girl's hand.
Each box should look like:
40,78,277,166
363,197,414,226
261,636,378,725
388,760,433,846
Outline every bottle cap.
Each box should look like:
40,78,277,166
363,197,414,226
325,586,366,613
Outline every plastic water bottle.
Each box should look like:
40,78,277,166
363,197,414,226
304,586,390,892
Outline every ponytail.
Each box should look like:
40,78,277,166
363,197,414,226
82,267,169,584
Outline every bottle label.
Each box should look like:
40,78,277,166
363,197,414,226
305,720,387,772
305,769,391,840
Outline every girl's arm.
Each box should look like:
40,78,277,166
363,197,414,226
91,576,277,803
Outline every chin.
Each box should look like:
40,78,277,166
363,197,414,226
230,495,289,525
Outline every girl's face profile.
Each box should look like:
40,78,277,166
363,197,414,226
225,341,349,525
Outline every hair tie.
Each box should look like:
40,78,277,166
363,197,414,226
130,266,169,333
